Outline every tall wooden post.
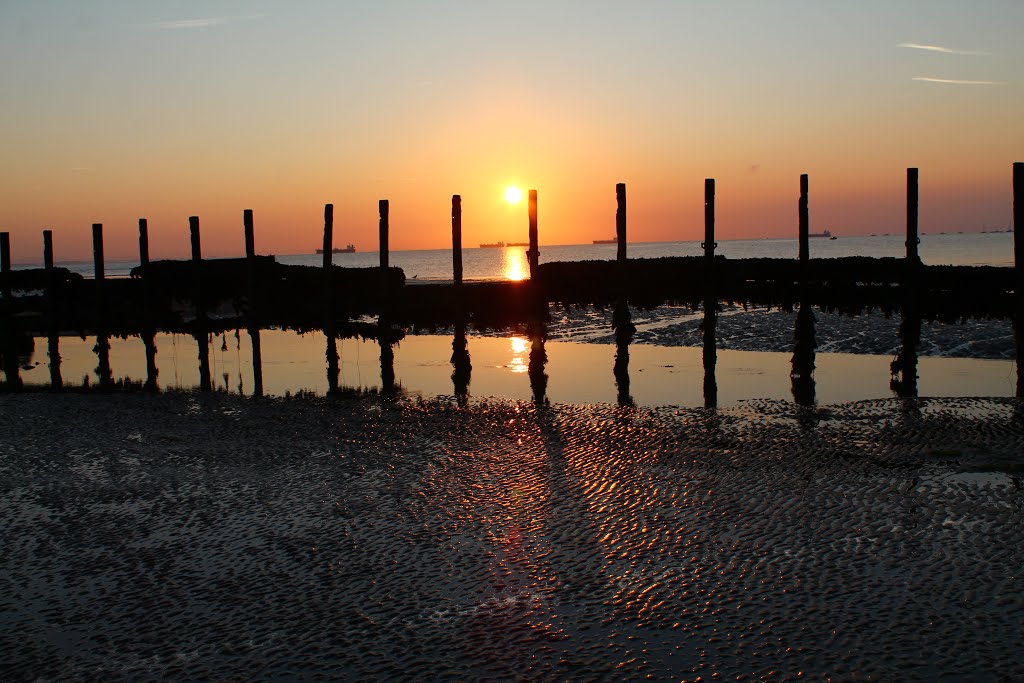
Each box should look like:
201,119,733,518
799,174,809,262
92,224,105,284
615,183,627,264
242,209,263,396
189,216,211,392
528,190,539,280
1014,162,1023,397
704,179,716,261
138,219,150,267
907,168,920,262
452,195,463,285
42,230,62,389
0,232,10,302
322,204,334,270
379,200,389,269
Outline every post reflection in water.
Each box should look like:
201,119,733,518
48,333,62,390
451,323,471,400
142,331,158,391
326,332,340,394
528,326,548,405
94,333,113,390
379,325,396,397
891,304,920,398
194,332,211,392
701,299,717,409
791,302,817,406
612,300,635,408
249,327,264,397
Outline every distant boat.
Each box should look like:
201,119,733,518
808,229,833,239
315,244,356,254
592,238,618,244
479,241,505,248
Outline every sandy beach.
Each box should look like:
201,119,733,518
2,391,1022,681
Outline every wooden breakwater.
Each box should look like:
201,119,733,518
1,164,1022,394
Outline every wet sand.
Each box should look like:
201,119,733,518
2,392,1023,681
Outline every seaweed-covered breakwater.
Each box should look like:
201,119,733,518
0,255,1016,337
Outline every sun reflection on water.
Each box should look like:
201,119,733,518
509,336,529,373
502,247,528,281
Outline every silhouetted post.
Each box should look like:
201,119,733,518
0,232,20,390
42,230,62,389
704,179,716,262
92,223,105,289
136,219,149,267
379,200,390,270
136,219,157,391
528,190,539,280
799,174,809,262
616,183,627,264
322,204,334,270
906,168,920,263
243,209,263,396
452,195,463,285
326,334,339,395
1013,162,1023,396
189,216,211,392
0,232,10,301
451,323,471,403
613,301,634,408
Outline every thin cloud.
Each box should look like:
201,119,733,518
898,42,991,56
913,76,1006,85
147,14,265,30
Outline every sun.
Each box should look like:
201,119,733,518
504,186,523,204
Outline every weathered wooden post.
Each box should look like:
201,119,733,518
528,190,539,280
704,179,716,262
322,204,334,270
1014,162,1023,397
907,168,920,263
452,195,463,285
189,216,211,392
92,223,105,288
616,183,627,264
243,209,263,397
137,218,158,391
91,224,113,389
0,232,10,301
799,174,809,262
42,230,62,389
379,200,389,270
703,179,718,409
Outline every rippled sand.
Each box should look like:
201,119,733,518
2,393,1023,680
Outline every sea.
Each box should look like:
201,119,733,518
10,232,1020,405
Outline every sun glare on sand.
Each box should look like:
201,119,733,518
505,186,523,204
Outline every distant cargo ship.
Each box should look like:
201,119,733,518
809,230,833,238
315,244,356,254
479,241,505,248
593,238,618,244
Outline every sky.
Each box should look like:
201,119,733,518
1,0,1022,262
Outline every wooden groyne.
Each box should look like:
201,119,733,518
1,164,1022,397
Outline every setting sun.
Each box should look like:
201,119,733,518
504,186,523,204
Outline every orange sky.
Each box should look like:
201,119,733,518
1,2,1022,263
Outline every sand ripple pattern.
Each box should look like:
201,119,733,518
2,394,1023,681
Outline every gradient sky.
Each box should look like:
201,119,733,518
1,0,1022,262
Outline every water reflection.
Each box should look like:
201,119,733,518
791,303,817,406
94,334,113,390
701,300,717,409
528,325,548,405
612,300,635,408
451,323,471,400
502,247,528,282
891,305,920,398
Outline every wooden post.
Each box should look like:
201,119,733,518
379,200,389,269
189,216,211,392
43,230,54,270
615,183,627,264
322,204,334,270
907,168,920,262
528,189,539,280
0,232,10,293
243,209,263,397
452,195,463,285
703,179,716,261
92,224,104,283
799,174,809,262
138,219,150,267
1014,162,1023,397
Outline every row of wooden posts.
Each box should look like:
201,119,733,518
1,165,1022,294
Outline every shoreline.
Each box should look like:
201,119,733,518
2,392,1023,679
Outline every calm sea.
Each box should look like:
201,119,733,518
26,232,1014,281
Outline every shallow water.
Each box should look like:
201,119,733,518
2,393,1022,680
14,329,1017,406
